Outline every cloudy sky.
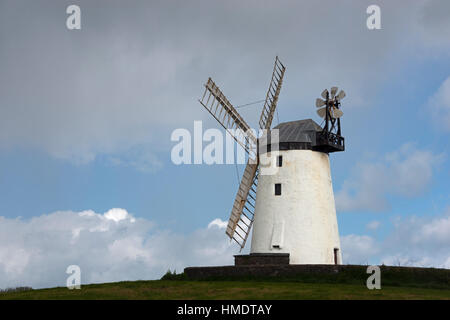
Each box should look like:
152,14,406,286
0,0,449,289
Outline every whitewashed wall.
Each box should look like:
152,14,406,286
250,150,342,264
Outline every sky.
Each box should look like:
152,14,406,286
0,0,449,289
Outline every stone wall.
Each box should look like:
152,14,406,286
184,264,450,282
185,264,343,279
234,253,290,266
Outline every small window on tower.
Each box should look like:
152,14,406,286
277,155,283,167
275,183,282,196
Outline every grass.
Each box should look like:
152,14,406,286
1,266,449,300
0,280,449,300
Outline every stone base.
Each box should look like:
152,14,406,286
183,264,450,282
234,253,290,266
184,264,342,280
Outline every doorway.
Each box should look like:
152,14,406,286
333,248,339,265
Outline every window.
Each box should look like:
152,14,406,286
277,155,283,167
275,183,281,196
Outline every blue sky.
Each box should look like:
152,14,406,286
0,0,449,288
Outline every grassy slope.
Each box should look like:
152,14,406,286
1,266,449,300
0,280,449,300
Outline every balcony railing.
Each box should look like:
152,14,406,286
315,131,345,152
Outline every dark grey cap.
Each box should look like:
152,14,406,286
273,119,323,144
260,119,344,153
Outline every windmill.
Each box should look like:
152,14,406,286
199,57,346,265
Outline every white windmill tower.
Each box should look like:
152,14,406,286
198,57,346,265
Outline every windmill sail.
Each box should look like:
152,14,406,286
259,56,286,130
199,78,257,157
225,162,258,249
226,57,286,250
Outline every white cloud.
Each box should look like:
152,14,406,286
427,76,450,131
342,208,450,268
336,143,443,212
366,221,381,231
340,234,379,265
104,208,134,223
208,218,228,229
0,210,238,289
1,207,449,289
420,215,450,242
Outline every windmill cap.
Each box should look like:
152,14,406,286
260,119,345,153
272,119,323,144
